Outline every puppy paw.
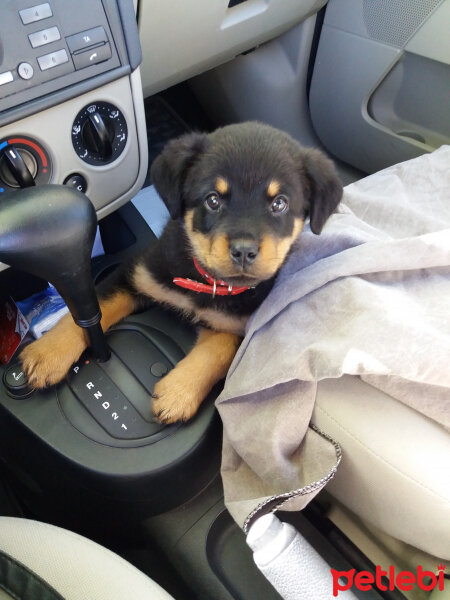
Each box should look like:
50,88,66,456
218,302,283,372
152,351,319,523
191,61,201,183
20,315,87,389
152,371,203,424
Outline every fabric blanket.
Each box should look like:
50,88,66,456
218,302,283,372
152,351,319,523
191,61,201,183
216,145,450,531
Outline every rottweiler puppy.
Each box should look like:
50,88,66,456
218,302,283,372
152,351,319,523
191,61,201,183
20,122,342,423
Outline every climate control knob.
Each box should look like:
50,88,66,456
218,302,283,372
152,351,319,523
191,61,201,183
0,146,36,188
0,137,51,191
72,102,127,165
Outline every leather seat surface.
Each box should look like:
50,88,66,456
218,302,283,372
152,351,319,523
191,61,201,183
0,517,174,600
312,375,450,559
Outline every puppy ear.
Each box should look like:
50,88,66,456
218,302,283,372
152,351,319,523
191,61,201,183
300,149,343,234
150,132,208,219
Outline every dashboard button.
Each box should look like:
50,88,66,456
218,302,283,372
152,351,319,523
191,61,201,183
64,173,87,193
3,364,33,399
72,43,111,70
18,63,34,80
0,72,13,86
19,3,52,25
28,26,61,49
37,49,69,71
66,26,108,54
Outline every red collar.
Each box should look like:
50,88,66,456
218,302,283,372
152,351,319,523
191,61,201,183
173,258,251,297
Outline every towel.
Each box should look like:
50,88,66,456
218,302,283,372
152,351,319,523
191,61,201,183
216,146,450,530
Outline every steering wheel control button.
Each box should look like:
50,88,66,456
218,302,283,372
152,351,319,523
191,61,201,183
0,71,14,86
3,365,33,399
19,3,52,25
72,102,127,165
37,49,69,71
67,360,154,440
72,43,112,71
150,362,169,378
17,63,34,80
64,173,87,193
67,27,108,54
28,26,61,49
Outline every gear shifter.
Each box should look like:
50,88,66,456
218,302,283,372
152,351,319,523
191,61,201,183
0,184,110,362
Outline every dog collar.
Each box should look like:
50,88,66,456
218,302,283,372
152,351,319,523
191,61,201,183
173,258,251,297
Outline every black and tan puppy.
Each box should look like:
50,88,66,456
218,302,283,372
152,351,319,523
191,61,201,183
20,122,342,423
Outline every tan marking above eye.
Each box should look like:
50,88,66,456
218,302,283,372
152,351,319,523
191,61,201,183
215,177,229,195
267,179,281,197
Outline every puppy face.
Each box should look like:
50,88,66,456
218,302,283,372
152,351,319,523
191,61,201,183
181,153,306,285
151,122,342,285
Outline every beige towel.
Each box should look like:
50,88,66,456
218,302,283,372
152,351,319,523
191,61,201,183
216,146,450,530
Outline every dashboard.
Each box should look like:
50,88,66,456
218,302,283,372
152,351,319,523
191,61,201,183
0,0,148,272
137,0,328,96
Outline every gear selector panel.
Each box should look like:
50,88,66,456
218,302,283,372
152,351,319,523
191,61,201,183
67,357,157,440
59,321,187,447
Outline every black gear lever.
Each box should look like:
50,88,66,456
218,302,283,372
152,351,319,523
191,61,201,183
0,184,110,362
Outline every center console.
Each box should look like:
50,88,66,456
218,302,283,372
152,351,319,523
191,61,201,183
0,301,221,534
0,0,222,539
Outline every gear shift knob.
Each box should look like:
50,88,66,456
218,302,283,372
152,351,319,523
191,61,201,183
0,184,110,361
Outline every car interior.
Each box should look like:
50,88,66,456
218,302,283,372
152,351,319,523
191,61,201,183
0,0,449,599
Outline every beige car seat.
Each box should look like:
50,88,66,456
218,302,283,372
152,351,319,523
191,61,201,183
0,517,175,600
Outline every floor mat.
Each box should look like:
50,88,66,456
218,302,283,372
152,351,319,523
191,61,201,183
143,95,188,187
143,83,213,187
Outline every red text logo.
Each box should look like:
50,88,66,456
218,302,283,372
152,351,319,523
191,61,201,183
331,564,446,597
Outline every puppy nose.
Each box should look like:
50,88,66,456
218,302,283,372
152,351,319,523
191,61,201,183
229,240,259,266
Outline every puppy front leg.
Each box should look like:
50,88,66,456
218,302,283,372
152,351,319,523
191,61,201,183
153,328,241,424
21,290,136,389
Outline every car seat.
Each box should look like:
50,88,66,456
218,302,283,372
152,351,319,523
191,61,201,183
0,516,174,600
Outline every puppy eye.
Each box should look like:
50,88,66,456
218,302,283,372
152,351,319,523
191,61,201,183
270,195,289,214
204,192,222,212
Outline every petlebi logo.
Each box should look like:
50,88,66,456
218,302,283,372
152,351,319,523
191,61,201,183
331,564,446,596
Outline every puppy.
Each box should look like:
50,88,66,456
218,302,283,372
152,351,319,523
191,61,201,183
20,122,342,423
